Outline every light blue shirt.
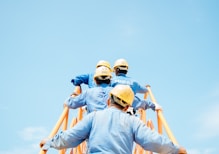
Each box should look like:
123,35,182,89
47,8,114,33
111,73,148,94
66,83,112,113
66,86,155,113
43,107,179,154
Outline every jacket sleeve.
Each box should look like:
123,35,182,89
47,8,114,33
132,117,179,154
132,96,155,111
71,73,90,86
65,91,87,109
42,112,95,150
133,81,148,94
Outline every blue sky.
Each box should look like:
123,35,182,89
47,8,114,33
0,1,219,154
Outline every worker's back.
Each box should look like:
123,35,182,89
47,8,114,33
87,107,135,154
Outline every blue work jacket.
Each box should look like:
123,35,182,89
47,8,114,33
111,73,148,94
43,107,179,154
66,83,112,113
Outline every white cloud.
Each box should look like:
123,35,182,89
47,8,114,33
18,126,48,141
0,126,52,154
195,103,219,139
194,86,219,140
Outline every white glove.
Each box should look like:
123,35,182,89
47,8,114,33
82,106,87,110
155,104,162,111
126,107,135,115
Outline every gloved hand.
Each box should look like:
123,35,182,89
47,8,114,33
126,107,136,115
82,106,87,111
155,103,162,111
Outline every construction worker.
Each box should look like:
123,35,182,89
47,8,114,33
71,60,112,88
40,85,187,154
65,66,112,113
67,66,159,115
111,58,148,94
111,58,162,113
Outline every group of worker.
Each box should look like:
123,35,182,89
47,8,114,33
66,59,161,114
40,58,187,154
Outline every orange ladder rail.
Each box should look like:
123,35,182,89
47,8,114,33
69,107,87,154
146,85,178,145
134,92,149,154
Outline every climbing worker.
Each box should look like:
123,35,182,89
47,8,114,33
111,58,162,114
65,66,112,114
71,60,112,88
111,58,148,94
67,65,160,115
40,85,187,154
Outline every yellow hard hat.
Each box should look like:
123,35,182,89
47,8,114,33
113,58,128,70
96,60,111,70
94,66,112,80
110,85,134,107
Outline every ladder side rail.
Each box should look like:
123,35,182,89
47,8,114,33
134,92,148,154
146,85,178,145
146,85,163,134
59,108,69,154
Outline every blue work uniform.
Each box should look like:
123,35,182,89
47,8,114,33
66,83,112,113
42,107,179,154
66,87,154,113
111,73,148,94
71,73,96,88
